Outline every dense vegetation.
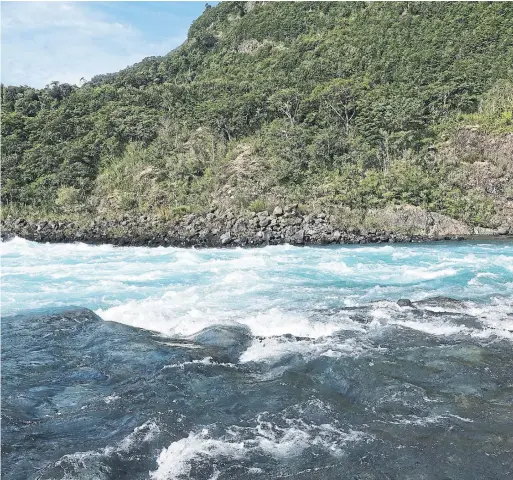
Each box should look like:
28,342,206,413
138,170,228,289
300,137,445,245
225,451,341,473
2,1,513,227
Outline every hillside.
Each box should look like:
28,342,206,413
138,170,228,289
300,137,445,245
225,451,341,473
2,1,513,234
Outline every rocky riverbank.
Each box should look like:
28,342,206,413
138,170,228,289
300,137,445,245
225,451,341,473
0,205,480,248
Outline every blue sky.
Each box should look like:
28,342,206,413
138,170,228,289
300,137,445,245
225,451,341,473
1,2,216,88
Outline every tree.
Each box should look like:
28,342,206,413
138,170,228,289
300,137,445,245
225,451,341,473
269,88,302,126
311,79,363,134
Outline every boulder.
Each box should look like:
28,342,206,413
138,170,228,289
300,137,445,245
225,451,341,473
293,230,305,244
474,226,496,235
220,232,231,245
259,217,271,228
284,204,298,213
273,206,284,216
397,299,414,308
189,324,253,362
366,205,472,236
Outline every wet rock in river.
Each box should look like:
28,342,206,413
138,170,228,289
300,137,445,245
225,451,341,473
397,299,415,308
190,325,253,362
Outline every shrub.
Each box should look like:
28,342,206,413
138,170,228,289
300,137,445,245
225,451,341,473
55,186,83,212
248,199,267,212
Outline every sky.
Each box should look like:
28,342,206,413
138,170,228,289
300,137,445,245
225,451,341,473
1,1,215,88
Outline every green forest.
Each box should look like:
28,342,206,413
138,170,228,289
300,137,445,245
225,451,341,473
2,1,513,227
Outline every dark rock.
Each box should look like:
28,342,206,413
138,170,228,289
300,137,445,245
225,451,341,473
293,230,305,244
259,217,271,228
0,207,466,249
397,299,414,308
189,324,252,362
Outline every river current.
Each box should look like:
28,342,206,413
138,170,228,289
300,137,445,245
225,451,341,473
2,237,513,479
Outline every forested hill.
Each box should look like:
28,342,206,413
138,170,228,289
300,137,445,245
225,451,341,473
2,1,513,231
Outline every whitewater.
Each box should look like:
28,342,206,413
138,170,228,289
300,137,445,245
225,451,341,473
2,237,513,479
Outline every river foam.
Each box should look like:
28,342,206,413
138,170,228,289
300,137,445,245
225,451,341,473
3,238,513,353
150,404,370,480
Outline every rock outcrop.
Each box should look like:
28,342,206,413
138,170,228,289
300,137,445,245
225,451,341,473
0,204,488,248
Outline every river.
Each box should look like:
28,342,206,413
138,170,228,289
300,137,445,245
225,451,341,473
2,238,513,479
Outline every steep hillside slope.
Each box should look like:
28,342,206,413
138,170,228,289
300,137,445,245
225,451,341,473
2,1,512,232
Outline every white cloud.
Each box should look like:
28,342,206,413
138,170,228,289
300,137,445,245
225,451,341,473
1,2,187,87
